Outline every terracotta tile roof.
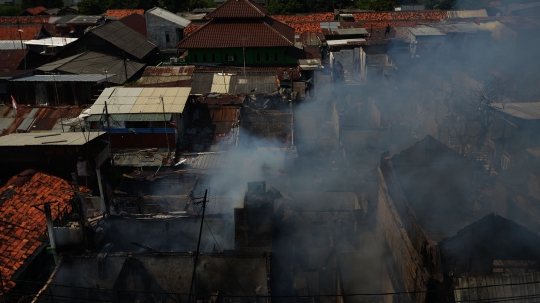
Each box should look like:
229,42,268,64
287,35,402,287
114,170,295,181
0,16,49,24
0,170,86,292
0,25,42,40
206,0,268,18
105,9,144,19
22,6,47,16
176,18,295,48
271,13,334,22
285,21,322,34
353,11,448,21
184,24,203,36
0,50,28,71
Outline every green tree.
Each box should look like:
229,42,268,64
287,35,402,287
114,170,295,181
22,0,63,9
0,5,23,16
77,0,107,14
268,0,307,14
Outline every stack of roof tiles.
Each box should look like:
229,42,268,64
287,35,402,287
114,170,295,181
176,0,295,49
354,11,448,29
105,9,145,19
0,170,85,292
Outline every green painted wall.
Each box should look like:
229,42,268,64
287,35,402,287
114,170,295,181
185,47,297,65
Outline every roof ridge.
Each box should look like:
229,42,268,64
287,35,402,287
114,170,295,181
260,18,294,45
175,19,214,49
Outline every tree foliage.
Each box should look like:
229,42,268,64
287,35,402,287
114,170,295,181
0,5,23,16
22,0,63,9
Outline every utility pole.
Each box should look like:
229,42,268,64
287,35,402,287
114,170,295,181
188,189,208,303
104,101,116,169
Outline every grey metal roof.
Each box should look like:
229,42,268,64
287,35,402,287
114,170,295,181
0,132,105,146
492,103,540,120
409,26,445,36
11,74,111,82
67,15,102,24
335,28,368,35
320,21,340,29
0,40,28,50
114,149,171,167
90,21,157,60
178,151,227,170
447,9,488,18
86,113,172,122
54,15,76,25
191,73,277,94
191,73,214,94
38,51,145,84
37,53,85,72
146,7,191,27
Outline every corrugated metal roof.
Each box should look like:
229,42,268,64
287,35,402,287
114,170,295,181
191,73,214,94
17,118,35,132
335,28,368,35
326,38,366,46
492,103,540,120
0,41,28,50
454,273,540,303
0,117,14,131
178,151,227,170
146,7,191,27
113,149,170,167
67,15,102,24
0,131,105,146
141,66,195,77
90,21,156,60
11,74,111,82
86,113,172,122
38,51,145,84
409,26,445,36
24,37,77,47
191,73,278,94
447,9,488,19
89,87,191,115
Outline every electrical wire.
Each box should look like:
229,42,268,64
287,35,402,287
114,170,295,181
203,218,248,298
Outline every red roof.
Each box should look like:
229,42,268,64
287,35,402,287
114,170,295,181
0,16,49,24
353,11,448,21
271,13,334,22
119,13,147,37
22,6,47,16
184,24,203,36
0,25,42,40
0,50,28,71
105,9,144,19
0,170,86,292
206,0,268,18
176,18,295,48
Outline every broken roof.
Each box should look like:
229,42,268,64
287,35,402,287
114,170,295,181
176,17,295,49
34,252,269,302
206,0,268,18
89,21,157,60
37,51,146,84
0,170,83,292
88,87,191,116
146,7,191,27
492,102,540,120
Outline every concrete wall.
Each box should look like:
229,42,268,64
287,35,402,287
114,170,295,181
146,13,184,50
376,165,431,303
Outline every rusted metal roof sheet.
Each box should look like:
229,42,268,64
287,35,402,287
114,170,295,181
197,93,245,105
142,66,195,77
210,107,240,134
0,106,86,135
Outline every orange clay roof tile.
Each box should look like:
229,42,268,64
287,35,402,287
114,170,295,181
0,171,89,292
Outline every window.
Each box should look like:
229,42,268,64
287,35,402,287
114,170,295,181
203,53,207,62
165,31,170,43
274,53,279,61
194,54,198,62
212,53,216,62
265,53,269,61
256,53,261,61
176,28,184,41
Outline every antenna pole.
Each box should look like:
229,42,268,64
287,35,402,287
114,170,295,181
188,189,207,303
